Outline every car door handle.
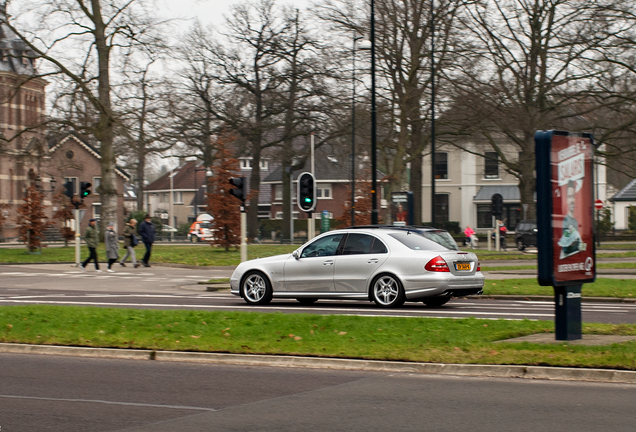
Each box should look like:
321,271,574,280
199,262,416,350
323,260,334,266
367,258,379,264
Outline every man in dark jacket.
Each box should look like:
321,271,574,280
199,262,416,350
138,214,156,267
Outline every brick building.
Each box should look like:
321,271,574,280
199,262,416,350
0,5,48,238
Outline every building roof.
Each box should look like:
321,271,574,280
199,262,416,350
263,150,384,183
145,160,209,192
611,179,636,202
473,185,520,201
48,133,130,181
0,6,37,75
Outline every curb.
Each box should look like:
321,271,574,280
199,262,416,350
1,343,635,384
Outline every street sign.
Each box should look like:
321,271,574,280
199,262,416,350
594,199,603,210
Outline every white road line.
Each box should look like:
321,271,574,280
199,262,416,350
0,394,215,411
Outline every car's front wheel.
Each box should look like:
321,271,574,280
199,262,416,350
241,271,273,305
371,274,405,308
422,296,450,307
516,239,525,251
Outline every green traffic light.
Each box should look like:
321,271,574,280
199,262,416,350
304,198,312,203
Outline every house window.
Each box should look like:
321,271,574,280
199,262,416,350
434,194,449,223
275,211,299,220
477,204,492,228
435,153,448,180
239,159,269,171
160,193,169,203
93,177,101,195
274,185,282,201
173,191,183,204
484,152,499,179
316,184,332,199
64,177,79,195
92,203,101,220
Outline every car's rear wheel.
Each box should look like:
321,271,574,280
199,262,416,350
371,274,405,308
516,239,525,251
422,296,451,307
241,271,272,305
296,298,317,305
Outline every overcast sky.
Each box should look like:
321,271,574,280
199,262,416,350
158,0,311,29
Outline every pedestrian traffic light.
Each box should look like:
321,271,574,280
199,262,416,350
491,193,503,216
80,181,92,199
63,181,74,200
297,172,316,212
228,177,245,202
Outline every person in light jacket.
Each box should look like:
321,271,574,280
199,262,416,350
104,222,120,272
138,214,156,267
80,218,100,272
120,218,139,268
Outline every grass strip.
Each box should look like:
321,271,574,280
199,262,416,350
483,278,636,298
0,245,298,266
1,306,636,370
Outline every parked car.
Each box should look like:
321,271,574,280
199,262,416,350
230,225,484,308
187,214,214,242
514,220,538,251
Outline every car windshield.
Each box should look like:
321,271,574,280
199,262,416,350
389,230,457,251
199,222,212,229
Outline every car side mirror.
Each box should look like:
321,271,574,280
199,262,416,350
292,250,300,260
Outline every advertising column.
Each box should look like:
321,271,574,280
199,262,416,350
536,131,596,341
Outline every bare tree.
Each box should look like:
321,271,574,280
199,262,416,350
177,0,288,239
116,57,175,210
3,0,164,228
449,0,627,219
316,0,466,225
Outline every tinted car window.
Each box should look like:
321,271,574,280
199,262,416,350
342,234,388,255
389,232,450,251
418,230,459,251
301,234,345,258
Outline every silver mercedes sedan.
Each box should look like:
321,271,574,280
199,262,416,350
230,226,484,308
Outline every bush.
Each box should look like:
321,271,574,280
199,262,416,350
598,207,614,236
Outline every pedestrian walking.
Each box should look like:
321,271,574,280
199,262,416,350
104,222,120,272
80,218,100,272
463,225,477,249
138,214,155,267
120,218,140,268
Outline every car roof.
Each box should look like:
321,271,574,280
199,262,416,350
343,225,446,233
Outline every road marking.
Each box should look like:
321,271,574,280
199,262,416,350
0,394,215,411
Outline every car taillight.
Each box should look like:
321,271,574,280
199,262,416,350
477,261,481,271
425,256,450,272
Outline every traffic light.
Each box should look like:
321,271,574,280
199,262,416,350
297,172,316,212
63,181,74,199
80,181,92,199
228,177,245,202
491,193,503,216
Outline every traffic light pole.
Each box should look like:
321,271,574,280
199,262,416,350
74,207,81,267
240,206,247,263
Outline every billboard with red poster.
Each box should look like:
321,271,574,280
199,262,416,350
536,131,596,286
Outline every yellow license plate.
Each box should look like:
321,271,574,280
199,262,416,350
455,263,471,271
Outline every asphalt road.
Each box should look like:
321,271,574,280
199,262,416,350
1,353,635,432
1,264,635,323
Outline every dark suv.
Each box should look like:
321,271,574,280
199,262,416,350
514,220,537,251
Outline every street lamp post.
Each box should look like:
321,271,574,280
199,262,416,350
370,0,378,225
351,34,364,227
193,165,212,221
